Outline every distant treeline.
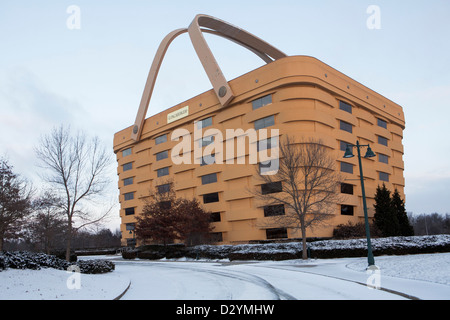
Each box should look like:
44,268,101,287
409,213,450,236
3,228,121,252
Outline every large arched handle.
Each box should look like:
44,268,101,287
131,14,287,141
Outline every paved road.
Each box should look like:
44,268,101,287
110,259,409,300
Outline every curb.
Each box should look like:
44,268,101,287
113,281,131,300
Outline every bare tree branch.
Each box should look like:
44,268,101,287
252,136,343,259
34,125,112,260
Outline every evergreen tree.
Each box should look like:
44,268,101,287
373,183,399,236
392,189,414,236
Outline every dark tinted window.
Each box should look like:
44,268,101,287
339,101,352,113
156,150,169,161
379,172,389,182
157,183,171,194
341,205,354,216
201,173,217,185
263,204,285,217
155,134,167,145
378,154,389,164
377,118,387,129
340,120,353,133
261,181,282,194
123,162,132,171
254,115,275,130
124,192,134,201
123,177,133,186
157,167,169,177
252,94,272,110
378,136,388,146
203,192,219,203
341,183,354,194
340,162,354,174
211,212,221,222
197,117,213,129
266,228,288,239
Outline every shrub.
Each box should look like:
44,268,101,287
333,221,381,239
0,251,114,274
76,259,115,274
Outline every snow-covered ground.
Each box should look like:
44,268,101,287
0,252,449,300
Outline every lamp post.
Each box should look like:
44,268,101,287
343,141,376,266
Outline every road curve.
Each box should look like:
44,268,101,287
111,260,406,300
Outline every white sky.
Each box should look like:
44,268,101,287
1,1,449,231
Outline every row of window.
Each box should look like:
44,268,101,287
339,100,388,129
340,161,390,181
124,202,361,218
339,120,389,148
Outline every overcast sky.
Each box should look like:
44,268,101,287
1,1,449,230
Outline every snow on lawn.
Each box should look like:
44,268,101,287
0,266,130,300
346,252,450,286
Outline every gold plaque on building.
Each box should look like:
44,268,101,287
167,105,189,124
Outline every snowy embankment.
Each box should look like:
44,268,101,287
188,234,450,260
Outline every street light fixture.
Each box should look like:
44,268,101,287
343,141,376,266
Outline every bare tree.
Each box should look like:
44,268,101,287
34,125,112,260
0,157,33,251
29,192,66,254
254,136,342,259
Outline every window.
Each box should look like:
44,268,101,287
156,150,168,161
379,171,389,182
126,238,136,247
339,101,352,113
252,94,272,110
197,117,213,129
340,141,351,152
261,181,282,195
124,192,134,201
123,162,132,172
125,207,135,216
159,201,171,210
341,183,354,195
211,212,221,222
125,223,135,231
157,167,169,177
155,134,167,145
377,118,388,129
199,135,214,147
340,120,353,133
378,136,388,146
157,183,171,194
201,154,215,166
254,115,275,130
257,137,277,151
340,162,354,174
123,177,133,186
266,228,288,239
210,232,223,242
259,159,279,174
203,192,219,203
263,204,285,217
201,173,217,185
341,205,354,216
378,153,389,164
122,148,132,157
